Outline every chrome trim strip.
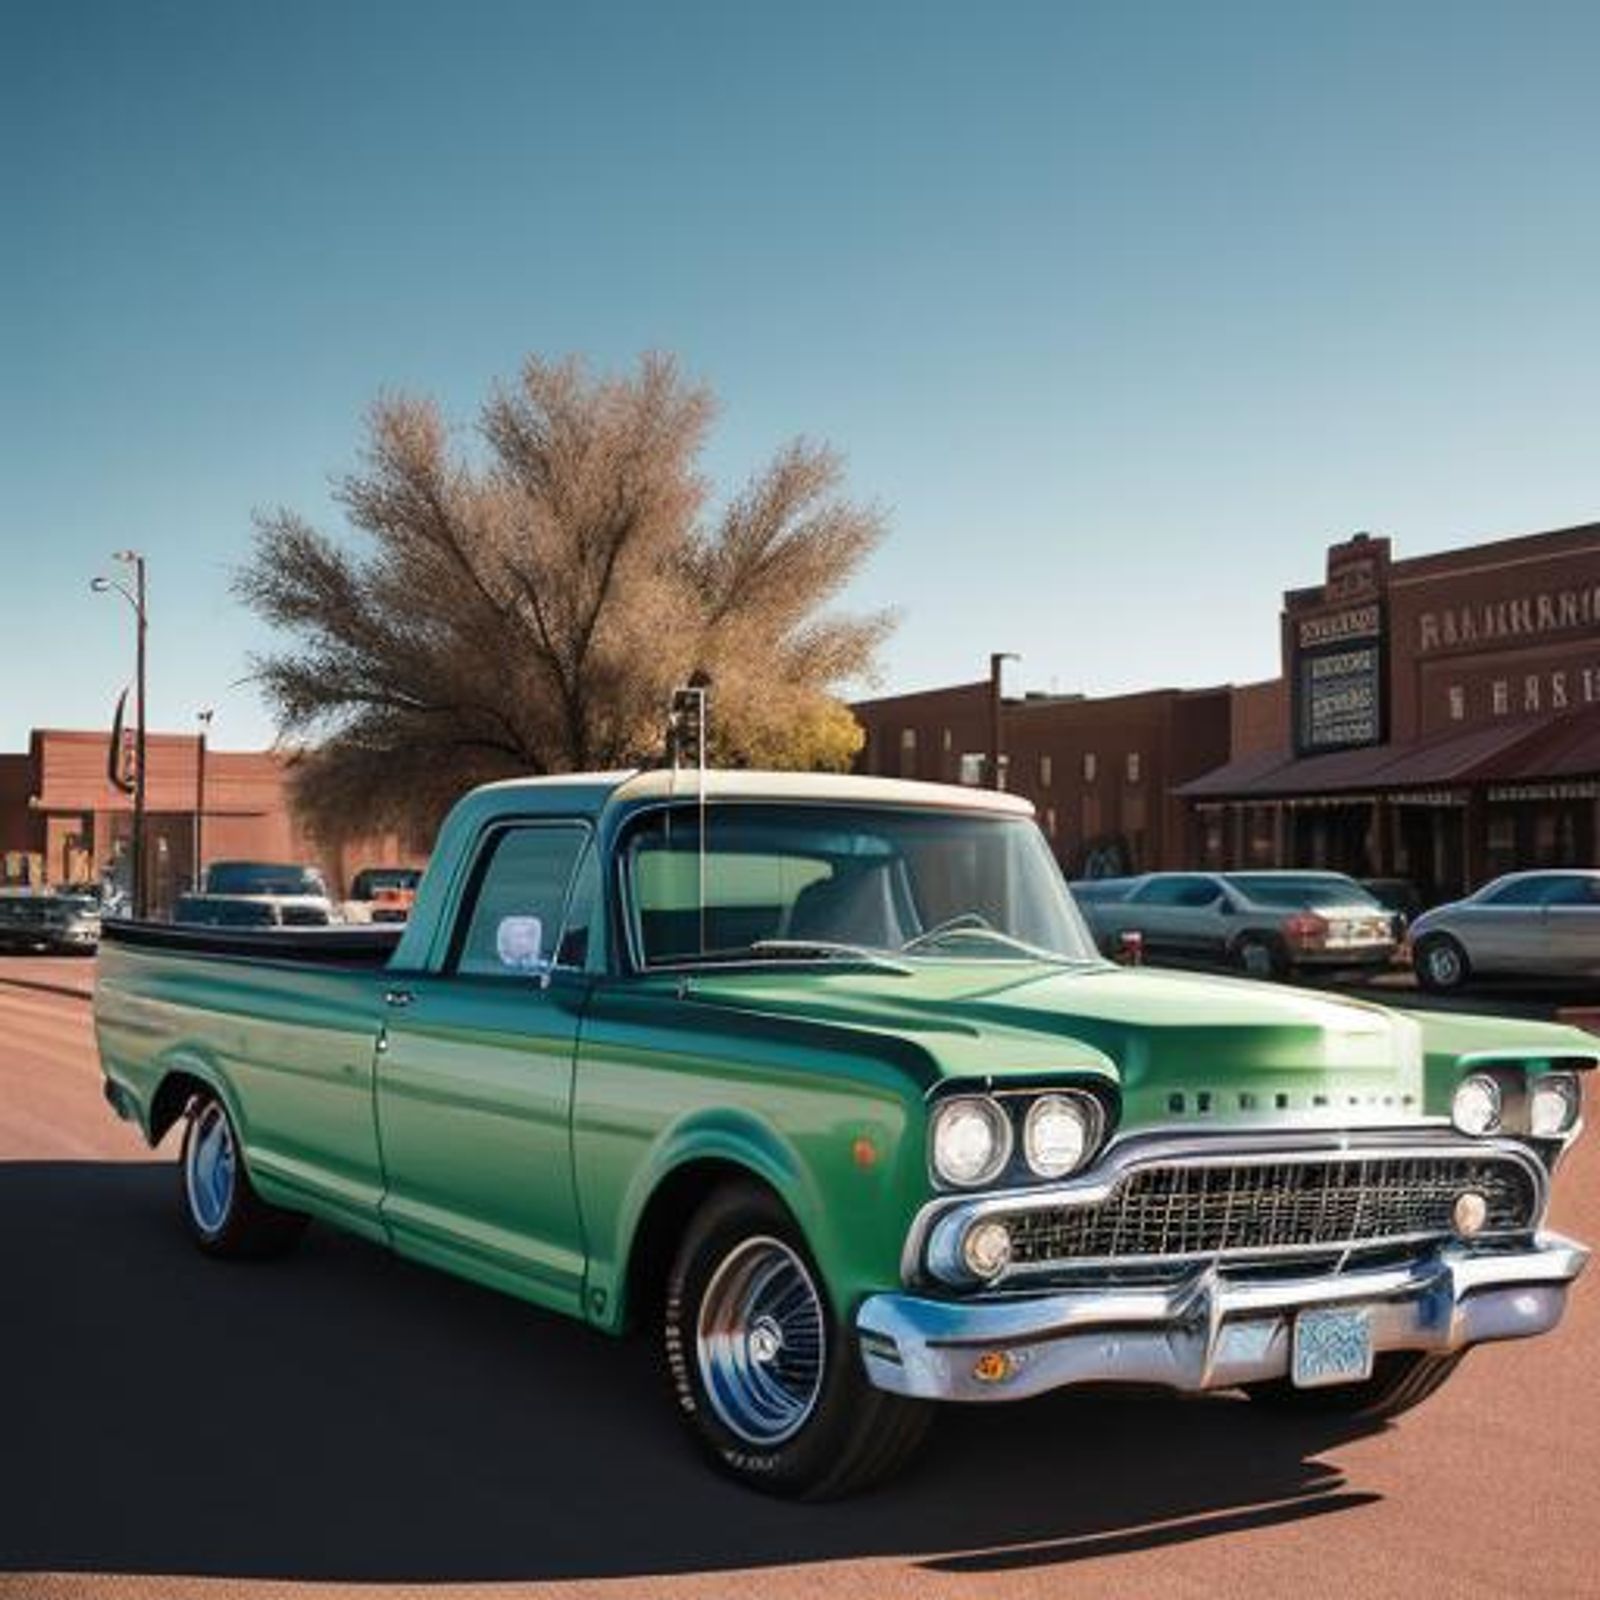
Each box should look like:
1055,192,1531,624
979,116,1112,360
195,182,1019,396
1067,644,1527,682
901,1128,1550,1287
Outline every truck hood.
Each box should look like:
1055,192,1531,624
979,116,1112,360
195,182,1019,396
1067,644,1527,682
680,960,1440,1125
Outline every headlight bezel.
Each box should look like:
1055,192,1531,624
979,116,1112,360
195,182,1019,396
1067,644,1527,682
1451,1072,1503,1137
1022,1092,1103,1180
1530,1071,1582,1139
928,1095,1014,1189
927,1084,1112,1191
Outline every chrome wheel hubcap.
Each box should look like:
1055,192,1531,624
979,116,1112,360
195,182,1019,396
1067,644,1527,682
185,1101,236,1235
1428,946,1460,984
696,1236,826,1447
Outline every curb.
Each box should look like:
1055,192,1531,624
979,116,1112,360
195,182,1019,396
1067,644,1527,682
0,975,94,1004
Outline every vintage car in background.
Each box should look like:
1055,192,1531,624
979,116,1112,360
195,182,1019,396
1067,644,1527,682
342,866,423,925
172,894,308,929
1411,869,1600,993
94,773,1590,1497
1071,869,1399,978
199,860,336,926
0,889,102,954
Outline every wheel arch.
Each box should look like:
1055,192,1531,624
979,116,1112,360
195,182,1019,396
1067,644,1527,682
611,1111,823,1335
146,1048,243,1146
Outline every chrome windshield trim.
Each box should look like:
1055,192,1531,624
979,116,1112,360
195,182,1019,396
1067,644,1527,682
902,1128,1551,1287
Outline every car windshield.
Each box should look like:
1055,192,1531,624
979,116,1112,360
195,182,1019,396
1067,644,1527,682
1224,874,1380,909
205,863,327,896
622,803,1099,968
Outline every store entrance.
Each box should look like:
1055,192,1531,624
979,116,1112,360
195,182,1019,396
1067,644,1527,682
1288,803,1375,878
1393,803,1467,906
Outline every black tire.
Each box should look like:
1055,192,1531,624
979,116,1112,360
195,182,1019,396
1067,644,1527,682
1233,933,1286,981
662,1183,931,1498
1246,1350,1463,1421
1415,933,1470,994
178,1090,307,1259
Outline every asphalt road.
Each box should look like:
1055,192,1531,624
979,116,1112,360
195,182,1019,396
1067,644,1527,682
1,963,1596,1600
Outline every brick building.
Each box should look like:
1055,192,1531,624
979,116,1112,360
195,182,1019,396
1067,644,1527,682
1181,525,1600,902
0,728,422,912
852,681,1232,876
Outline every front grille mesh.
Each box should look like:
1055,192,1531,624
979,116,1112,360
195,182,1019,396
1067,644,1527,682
1006,1154,1538,1266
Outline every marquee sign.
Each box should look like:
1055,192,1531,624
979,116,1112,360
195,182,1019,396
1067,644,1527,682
1292,603,1386,756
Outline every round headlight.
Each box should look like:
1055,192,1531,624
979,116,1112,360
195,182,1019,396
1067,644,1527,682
1023,1093,1095,1178
930,1097,1011,1188
1530,1073,1581,1138
1452,1073,1502,1137
961,1219,1014,1279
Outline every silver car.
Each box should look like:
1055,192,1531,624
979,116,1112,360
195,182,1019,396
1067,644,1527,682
1410,869,1600,992
1071,870,1398,979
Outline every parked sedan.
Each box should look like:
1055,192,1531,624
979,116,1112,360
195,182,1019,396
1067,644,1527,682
1071,870,1398,979
1410,869,1600,992
0,890,102,954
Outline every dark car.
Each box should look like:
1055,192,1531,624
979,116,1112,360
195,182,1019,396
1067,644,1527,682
0,890,102,954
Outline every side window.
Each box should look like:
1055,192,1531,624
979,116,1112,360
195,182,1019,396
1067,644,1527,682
454,825,588,978
1482,876,1552,907
1539,875,1599,906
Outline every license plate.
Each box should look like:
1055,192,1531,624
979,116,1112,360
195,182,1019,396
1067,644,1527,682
1292,1306,1374,1389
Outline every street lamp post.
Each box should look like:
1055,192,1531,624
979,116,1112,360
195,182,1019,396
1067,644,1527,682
194,707,214,893
91,552,148,918
988,651,1020,791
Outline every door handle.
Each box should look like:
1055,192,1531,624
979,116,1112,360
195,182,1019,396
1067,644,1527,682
383,987,415,1009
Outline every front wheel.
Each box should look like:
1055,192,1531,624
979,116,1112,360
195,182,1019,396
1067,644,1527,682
1245,1350,1464,1421
179,1091,306,1258
1415,934,1470,993
663,1184,931,1498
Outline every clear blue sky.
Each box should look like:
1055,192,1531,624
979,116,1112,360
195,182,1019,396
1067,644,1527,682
5,0,1600,751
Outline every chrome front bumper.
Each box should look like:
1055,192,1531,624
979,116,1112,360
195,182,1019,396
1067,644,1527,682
857,1234,1588,1402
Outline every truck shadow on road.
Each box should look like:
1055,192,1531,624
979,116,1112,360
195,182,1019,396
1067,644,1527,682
0,1161,1382,1582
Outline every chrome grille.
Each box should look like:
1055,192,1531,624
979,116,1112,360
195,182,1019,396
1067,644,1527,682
1006,1153,1538,1266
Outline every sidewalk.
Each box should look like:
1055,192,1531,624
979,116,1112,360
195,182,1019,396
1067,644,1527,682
0,955,95,1002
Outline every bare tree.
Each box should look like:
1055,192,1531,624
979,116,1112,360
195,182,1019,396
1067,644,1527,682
238,353,892,837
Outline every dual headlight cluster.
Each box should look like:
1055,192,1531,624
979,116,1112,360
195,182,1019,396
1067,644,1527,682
1452,1069,1582,1140
929,1090,1105,1189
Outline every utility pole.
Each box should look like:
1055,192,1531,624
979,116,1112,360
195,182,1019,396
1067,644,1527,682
193,707,214,892
988,651,1019,790
92,551,149,917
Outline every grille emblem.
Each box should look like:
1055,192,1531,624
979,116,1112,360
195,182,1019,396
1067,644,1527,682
1453,1191,1489,1238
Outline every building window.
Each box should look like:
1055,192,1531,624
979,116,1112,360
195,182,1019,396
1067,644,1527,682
1039,754,1053,788
1045,806,1058,837
1126,751,1141,783
1083,751,1098,783
898,727,917,777
1448,685,1465,722
1492,680,1509,715
941,727,953,752
958,752,985,786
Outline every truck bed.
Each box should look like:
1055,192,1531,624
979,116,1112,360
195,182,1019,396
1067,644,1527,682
100,919,402,966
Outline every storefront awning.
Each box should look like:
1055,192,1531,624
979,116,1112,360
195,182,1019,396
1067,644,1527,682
1179,707,1600,801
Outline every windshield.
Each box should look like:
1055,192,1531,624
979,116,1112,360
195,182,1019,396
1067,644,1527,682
1224,874,1379,909
205,862,328,897
622,803,1099,968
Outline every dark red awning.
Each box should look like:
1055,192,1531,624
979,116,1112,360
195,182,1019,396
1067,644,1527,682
1179,707,1600,800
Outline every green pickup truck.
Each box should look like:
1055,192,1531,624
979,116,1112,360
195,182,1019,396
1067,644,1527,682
95,771,1593,1497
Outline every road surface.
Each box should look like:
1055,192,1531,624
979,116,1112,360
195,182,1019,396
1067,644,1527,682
1,963,1595,1599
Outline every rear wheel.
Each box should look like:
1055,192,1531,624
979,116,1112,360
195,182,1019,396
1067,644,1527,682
1233,933,1286,980
1415,934,1470,993
179,1091,306,1258
1246,1350,1464,1421
662,1183,931,1498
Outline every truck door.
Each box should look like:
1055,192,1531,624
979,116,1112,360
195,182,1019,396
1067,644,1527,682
375,823,596,1317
